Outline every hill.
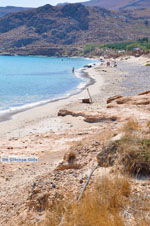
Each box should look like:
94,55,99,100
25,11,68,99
82,0,150,10
0,3,150,56
0,6,31,17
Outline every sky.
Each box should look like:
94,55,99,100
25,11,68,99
0,0,87,7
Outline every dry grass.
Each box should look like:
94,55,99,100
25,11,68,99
117,136,150,177
97,134,150,177
44,176,131,226
97,119,150,177
98,135,150,177
147,121,150,129
122,118,140,133
36,120,150,226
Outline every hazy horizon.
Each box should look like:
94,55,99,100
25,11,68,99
0,0,87,7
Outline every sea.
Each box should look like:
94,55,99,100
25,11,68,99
0,55,96,118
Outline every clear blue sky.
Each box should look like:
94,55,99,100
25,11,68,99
0,0,87,7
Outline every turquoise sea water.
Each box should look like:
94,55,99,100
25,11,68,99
0,56,95,115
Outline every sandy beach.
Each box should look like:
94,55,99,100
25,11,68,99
0,57,121,138
0,55,149,225
0,55,149,139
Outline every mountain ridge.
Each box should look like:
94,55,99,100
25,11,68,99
0,6,31,17
0,3,149,56
82,0,150,9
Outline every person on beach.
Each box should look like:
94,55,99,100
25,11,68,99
107,62,110,67
114,61,117,67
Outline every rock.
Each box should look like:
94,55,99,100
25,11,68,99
136,100,150,105
109,94,150,106
7,146,13,149
111,133,125,142
51,183,56,189
84,115,117,123
58,109,84,117
56,162,81,171
107,95,123,104
138,91,150,95
58,109,73,117
79,179,83,184
107,104,116,108
116,97,132,104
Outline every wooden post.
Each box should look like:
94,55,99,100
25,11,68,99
87,88,92,103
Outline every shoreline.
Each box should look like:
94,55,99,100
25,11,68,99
0,60,104,138
0,66,96,123
0,55,149,139
0,56,97,123
0,54,149,225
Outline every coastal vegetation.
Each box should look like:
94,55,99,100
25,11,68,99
83,38,150,55
45,176,130,226
43,118,150,226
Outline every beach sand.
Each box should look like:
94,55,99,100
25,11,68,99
0,55,149,139
0,58,123,138
0,55,149,225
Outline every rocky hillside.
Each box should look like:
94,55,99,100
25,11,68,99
0,3,150,56
83,0,150,10
0,6,30,17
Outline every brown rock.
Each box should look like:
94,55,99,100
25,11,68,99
138,91,150,95
107,95,123,104
135,100,150,105
84,115,117,123
58,109,85,117
116,97,131,104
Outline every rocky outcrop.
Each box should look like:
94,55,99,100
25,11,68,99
58,109,85,117
58,109,118,123
107,92,150,106
107,95,123,104
61,3,89,30
84,115,117,123
138,91,150,95
59,92,150,126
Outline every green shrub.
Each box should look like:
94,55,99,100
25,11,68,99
83,39,150,54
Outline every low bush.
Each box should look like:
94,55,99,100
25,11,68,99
118,137,150,177
44,176,130,226
122,118,140,133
